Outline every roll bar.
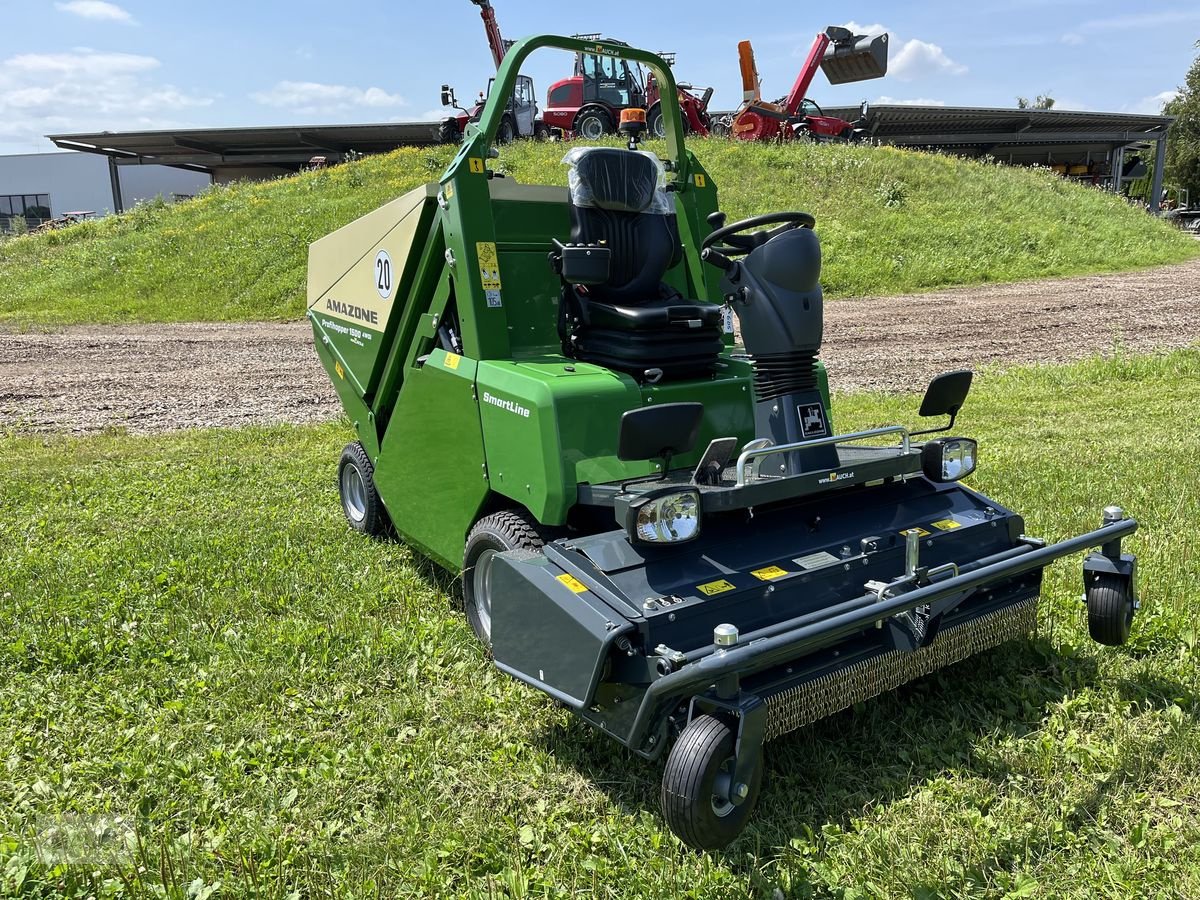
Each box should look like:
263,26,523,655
442,34,690,181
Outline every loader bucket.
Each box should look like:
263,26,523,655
820,29,888,84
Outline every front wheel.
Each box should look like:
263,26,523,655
660,715,763,850
497,115,516,144
462,510,546,648
647,104,667,139
573,107,613,141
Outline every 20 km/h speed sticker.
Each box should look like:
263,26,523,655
374,250,394,300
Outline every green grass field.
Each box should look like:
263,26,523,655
0,140,1196,327
2,349,1197,899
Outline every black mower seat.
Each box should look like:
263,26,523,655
559,147,723,381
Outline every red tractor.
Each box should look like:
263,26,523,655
732,26,888,142
541,36,714,139
441,0,546,143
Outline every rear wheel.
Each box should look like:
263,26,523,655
1086,573,1135,646
337,442,391,538
648,104,667,138
463,510,546,648
661,714,763,850
573,107,613,141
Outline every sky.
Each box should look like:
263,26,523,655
0,0,1197,155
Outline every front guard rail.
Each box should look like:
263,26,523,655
624,515,1137,754
735,426,912,485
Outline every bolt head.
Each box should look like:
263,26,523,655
734,782,749,799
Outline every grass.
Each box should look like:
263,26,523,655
0,140,1196,327
2,349,1199,898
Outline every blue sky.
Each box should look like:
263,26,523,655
1,0,1196,154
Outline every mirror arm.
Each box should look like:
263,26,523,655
909,410,957,440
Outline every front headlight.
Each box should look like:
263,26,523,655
921,438,978,482
628,490,701,544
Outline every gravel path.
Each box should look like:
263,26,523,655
3,258,1199,434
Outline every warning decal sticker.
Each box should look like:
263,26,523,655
751,565,789,581
476,241,503,308
798,403,828,438
900,527,932,538
930,518,963,531
697,579,736,596
556,573,588,593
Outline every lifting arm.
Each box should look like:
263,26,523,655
783,32,831,116
470,0,507,69
737,40,761,103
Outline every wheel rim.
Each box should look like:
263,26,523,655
653,114,666,138
580,115,604,139
472,548,498,641
710,757,738,818
340,462,368,524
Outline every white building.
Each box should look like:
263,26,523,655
0,152,211,231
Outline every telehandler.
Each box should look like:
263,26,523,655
308,35,1140,849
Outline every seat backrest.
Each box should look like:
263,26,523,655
564,148,682,306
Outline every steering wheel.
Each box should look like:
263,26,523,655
701,211,816,267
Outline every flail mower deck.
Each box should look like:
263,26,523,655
307,35,1140,849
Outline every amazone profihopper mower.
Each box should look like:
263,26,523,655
308,35,1141,849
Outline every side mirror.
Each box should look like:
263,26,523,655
859,99,870,121
441,84,455,107
913,370,972,437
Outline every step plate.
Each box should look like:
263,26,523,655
762,598,1038,742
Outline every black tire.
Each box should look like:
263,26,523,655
439,118,461,145
647,104,667,139
1086,573,1135,646
497,115,516,144
573,107,613,141
462,510,546,648
337,442,391,538
533,121,551,141
661,714,763,850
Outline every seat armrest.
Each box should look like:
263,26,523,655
549,239,611,286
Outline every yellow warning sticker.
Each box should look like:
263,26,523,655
930,518,962,531
900,526,932,538
556,573,588,593
476,242,501,288
444,183,454,199
697,579,736,596
334,360,345,380
751,565,789,581
694,173,707,187
444,352,461,370
468,157,485,173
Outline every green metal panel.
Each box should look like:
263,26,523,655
476,358,757,525
373,348,489,569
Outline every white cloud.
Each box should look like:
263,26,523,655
55,1,134,23
1061,32,1084,45
0,48,213,151
835,22,966,82
891,39,967,80
1127,90,1179,115
876,96,946,106
251,81,408,115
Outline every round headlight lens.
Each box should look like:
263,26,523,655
635,491,701,543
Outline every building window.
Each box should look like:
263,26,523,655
0,193,52,231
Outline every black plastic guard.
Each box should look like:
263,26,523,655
489,548,634,710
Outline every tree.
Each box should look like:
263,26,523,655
1016,94,1056,109
1165,41,1200,199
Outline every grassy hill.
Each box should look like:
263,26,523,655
1,139,1196,327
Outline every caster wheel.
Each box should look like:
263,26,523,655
660,714,762,849
337,442,391,538
1086,573,1135,646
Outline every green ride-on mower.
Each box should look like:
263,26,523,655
308,35,1141,849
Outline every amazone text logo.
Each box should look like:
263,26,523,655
326,298,379,326
482,391,531,418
